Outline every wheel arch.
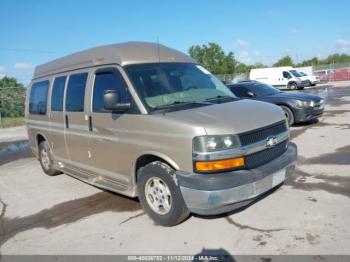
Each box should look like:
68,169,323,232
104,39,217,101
276,102,295,114
36,132,52,154
133,152,180,185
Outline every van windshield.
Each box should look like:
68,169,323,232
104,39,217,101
124,63,236,111
290,70,303,77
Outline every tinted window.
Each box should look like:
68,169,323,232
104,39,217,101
229,85,250,97
242,82,279,97
66,73,88,112
51,76,66,111
290,70,302,77
283,71,291,78
93,70,129,112
29,80,49,115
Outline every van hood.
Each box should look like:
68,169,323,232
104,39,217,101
164,99,285,135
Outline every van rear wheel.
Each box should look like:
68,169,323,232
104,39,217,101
39,141,61,176
137,161,190,226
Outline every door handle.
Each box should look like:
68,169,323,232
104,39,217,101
65,115,69,128
88,116,93,132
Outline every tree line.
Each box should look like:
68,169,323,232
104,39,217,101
188,42,350,74
0,77,26,118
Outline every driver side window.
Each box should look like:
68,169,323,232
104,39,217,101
283,71,291,79
93,69,129,113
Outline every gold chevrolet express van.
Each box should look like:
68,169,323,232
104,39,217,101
26,42,297,226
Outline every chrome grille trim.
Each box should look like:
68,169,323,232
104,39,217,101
192,130,289,161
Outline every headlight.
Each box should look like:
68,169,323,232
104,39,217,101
193,135,241,152
296,100,315,108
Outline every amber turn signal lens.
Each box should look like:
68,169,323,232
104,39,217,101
195,157,245,172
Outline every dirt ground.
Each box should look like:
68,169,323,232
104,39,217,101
0,82,350,255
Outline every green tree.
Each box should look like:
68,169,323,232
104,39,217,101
273,56,295,67
323,53,350,64
300,57,319,67
252,63,267,69
235,62,267,74
188,43,237,74
235,63,250,74
0,77,26,118
299,53,350,67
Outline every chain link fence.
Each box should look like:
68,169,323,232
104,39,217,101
215,62,350,84
313,62,350,82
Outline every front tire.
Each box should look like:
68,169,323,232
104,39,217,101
39,141,61,176
281,105,294,126
137,161,190,226
287,82,298,90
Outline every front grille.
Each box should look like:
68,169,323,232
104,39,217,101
245,140,288,169
301,80,309,86
239,120,287,146
314,100,324,109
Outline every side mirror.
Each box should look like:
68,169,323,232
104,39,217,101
246,91,255,97
103,90,131,111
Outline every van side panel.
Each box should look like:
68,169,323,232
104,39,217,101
48,74,69,161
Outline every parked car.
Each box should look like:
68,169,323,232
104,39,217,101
26,42,297,226
297,70,320,86
250,66,308,90
228,81,324,126
296,66,320,86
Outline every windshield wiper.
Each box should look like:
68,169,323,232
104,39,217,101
154,100,213,110
205,95,238,102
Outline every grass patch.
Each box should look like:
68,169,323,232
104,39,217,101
0,117,25,128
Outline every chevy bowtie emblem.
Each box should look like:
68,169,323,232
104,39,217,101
266,136,278,148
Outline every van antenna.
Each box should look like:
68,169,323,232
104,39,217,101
157,36,160,62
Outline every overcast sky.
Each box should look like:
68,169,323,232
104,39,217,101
1,0,349,84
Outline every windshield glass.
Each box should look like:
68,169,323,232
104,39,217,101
299,72,307,76
124,63,236,110
290,70,303,77
245,82,280,96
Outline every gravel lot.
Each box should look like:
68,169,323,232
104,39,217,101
0,82,350,255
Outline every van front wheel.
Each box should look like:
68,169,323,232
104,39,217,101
39,141,61,176
137,161,190,226
287,82,298,90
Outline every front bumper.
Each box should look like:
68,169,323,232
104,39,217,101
297,80,309,88
176,142,297,215
293,106,324,123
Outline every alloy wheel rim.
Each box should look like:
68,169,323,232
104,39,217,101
41,148,50,170
145,177,172,215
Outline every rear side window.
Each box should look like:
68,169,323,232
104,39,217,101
29,80,49,115
51,76,66,111
93,70,129,112
66,73,88,112
230,85,249,97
